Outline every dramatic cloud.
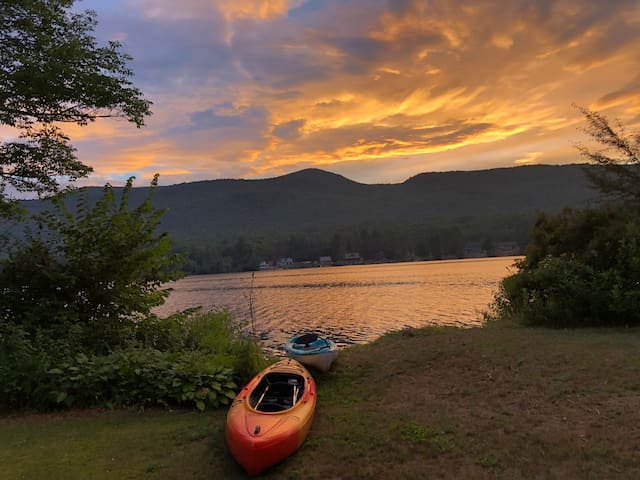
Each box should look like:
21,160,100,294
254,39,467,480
62,0,640,185
273,119,306,140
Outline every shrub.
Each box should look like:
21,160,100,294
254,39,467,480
0,311,267,412
0,324,51,409
134,309,268,380
0,176,182,353
45,350,237,411
489,108,640,328
490,210,640,327
494,255,602,327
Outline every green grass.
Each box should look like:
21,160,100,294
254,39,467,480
3,324,640,479
0,409,239,479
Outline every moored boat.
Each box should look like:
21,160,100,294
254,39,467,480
284,333,339,372
225,358,316,476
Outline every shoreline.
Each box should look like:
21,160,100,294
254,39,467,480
181,255,523,278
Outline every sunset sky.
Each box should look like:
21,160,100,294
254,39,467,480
70,0,640,186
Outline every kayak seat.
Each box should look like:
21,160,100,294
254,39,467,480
250,374,305,412
294,333,318,346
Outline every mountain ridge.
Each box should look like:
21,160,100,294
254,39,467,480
18,163,599,244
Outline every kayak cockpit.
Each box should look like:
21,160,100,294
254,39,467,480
249,373,306,412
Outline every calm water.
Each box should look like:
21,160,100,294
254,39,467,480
155,257,520,353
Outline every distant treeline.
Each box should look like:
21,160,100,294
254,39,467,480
175,213,534,274
13,164,600,274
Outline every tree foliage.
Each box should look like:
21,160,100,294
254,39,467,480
0,175,182,347
0,180,269,412
491,108,640,327
575,106,640,203
174,215,533,275
494,207,640,326
0,3,267,413
0,0,151,213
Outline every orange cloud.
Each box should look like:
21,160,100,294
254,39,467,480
217,0,303,22
514,152,544,165
491,33,514,49
53,0,640,187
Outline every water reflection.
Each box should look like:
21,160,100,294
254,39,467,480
155,257,519,353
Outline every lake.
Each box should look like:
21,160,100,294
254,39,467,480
156,257,520,353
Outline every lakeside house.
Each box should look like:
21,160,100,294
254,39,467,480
277,257,294,268
343,252,363,265
319,256,333,266
261,257,295,269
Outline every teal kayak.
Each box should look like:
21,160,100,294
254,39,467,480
284,333,339,372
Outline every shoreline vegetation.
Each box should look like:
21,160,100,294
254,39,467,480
3,322,640,479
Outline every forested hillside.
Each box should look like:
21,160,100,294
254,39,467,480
17,164,600,273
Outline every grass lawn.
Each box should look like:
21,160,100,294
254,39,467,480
3,324,640,479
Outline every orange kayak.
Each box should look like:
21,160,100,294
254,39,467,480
225,358,316,476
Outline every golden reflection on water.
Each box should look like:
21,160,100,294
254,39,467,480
155,257,520,352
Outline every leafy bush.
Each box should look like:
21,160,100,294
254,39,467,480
0,173,267,412
494,255,601,327
0,176,182,353
0,324,52,408
0,311,267,412
488,108,640,328
45,350,237,411
490,206,640,327
135,309,267,381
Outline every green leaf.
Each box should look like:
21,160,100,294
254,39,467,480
75,353,89,364
195,400,206,411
